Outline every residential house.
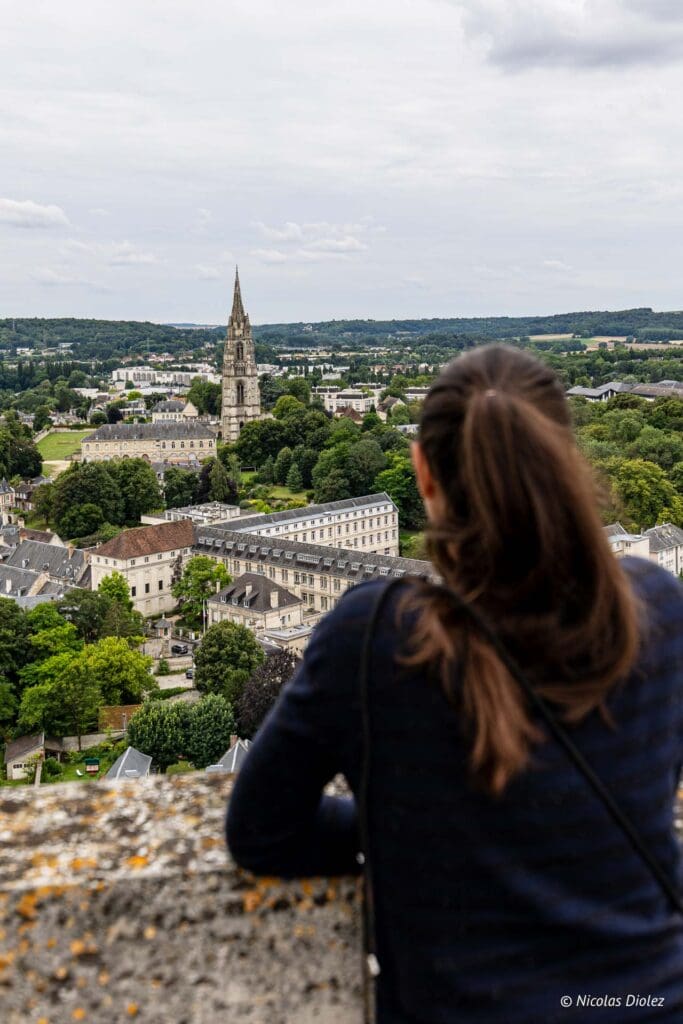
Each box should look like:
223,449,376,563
603,523,650,560
4,733,64,781
207,573,304,632
3,540,89,588
644,523,683,576
152,399,199,423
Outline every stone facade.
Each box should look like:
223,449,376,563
207,572,304,632
81,421,216,464
230,492,400,556
90,520,194,616
220,269,261,443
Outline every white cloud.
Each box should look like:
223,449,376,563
107,241,158,266
195,263,221,280
542,259,572,272
0,198,69,229
32,267,89,286
252,248,288,264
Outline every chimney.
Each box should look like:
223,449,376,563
270,589,279,609
5,578,11,594
68,544,74,559
244,584,252,599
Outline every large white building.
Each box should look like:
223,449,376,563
81,422,216,464
226,493,400,557
90,519,194,616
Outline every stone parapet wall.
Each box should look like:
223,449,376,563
0,775,362,1024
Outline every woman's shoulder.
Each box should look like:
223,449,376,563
621,555,683,614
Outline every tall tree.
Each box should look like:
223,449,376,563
209,457,238,503
184,694,235,769
126,700,190,773
98,570,134,610
235,650,300,738
171,556,230,628
108,458,163,524
194,621,264,705
163,467,199,509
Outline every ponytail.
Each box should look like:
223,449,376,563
404,345,640,795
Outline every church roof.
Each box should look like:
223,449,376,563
230,267,247,323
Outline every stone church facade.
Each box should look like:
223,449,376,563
220,270,261,442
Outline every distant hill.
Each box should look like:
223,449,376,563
2,307,683,361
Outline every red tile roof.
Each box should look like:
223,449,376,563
96,520,195,561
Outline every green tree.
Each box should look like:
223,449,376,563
33,482,55,523
126,700,190,773
314,467,352,503
33,405,53,432
98,570,133,610
89,410,107,426
613,458,683,530
273,446,293,485
273,394,306,420
209,457,237,503
187,377,221,415
163,467,199,509
52,463,123,531
52,657,103,749
235,650,299,738
77,637,156,706
374,454,425,531
184,694,235,769
285,462,303,492
0,599,31,690
59,502,105,540
109,458,163,524
256,455,274,484
171,556,230,628
234,418,288,466
194,621,264,704
0,678,17,729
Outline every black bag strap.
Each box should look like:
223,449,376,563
358,578,683,1019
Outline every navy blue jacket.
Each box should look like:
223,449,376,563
226,557,683,1022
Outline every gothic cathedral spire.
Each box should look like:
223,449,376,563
220,269,261,443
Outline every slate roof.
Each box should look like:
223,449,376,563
232,493,396,533
0,564,44,597
105,746,153,780
208,573,302,612
153,400,185,412
206,739,251,774
5,540,87,583
84,421,215,442
0,478,13,495
195,526,434,585
603,522,628,537
644,523,683,552
96,519,194,561
4,733,44,764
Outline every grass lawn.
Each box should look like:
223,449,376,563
37,429,93,461
268,485,309,502
167,760,195,775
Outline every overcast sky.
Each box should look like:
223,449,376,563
2,0,683,324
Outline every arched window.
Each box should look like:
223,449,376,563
236,381,245,405
236,343,244,361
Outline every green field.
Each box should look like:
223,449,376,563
37,429,93,462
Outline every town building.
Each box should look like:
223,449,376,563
90,519,194,616
603,523,650,560
161,502,242,526
567,380,683,402
194,524,433,621
220,270,262,442
644,523,683,576
111,364,219,388
151,400,199,423
81,421,216,464
4,733,65,781
0,564,71,607
3,540,90,588
224,493,400,556
207,572,304,632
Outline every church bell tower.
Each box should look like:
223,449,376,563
220,268,261,443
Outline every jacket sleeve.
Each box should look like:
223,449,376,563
225,594,366,878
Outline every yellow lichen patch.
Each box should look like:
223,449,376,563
30,852,58,869
0,951,16,970
37,1017,49,1024
18,920,35,935
54,965,70,981
0,927,5,940
242,889,263,913
300,880,314,898
18,938,31,955
16,892,37,920
70,940,86,956
76,976,87,990
72,1009,86,1021
126,1002,139,1017
46,937,57,949
143,925,156,940
199,836,220,849
70,858,97,872
125,855,149,870
293,924,316,939
98,971,110,986
326,884,337,902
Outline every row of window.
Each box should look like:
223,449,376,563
96,548,189,567
130,580,166,597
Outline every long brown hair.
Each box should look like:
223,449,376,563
405,344,641,795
